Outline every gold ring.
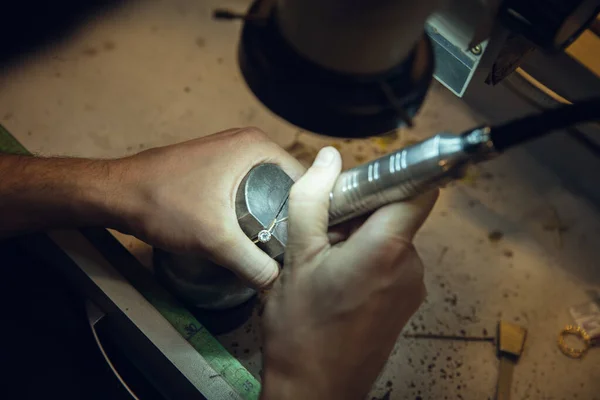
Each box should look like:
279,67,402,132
558,325,591,358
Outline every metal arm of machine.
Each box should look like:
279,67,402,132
276,0,444,75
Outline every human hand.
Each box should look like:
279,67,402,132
260,147,437,400
111,128,304,287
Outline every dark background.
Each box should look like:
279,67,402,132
0,238,135,399
0,0,122,67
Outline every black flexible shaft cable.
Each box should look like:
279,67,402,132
490,97,600,152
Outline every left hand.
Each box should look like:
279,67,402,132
109,127,305,287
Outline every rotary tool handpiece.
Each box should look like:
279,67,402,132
153,128,497,310
328,127,496,226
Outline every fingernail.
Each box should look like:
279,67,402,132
314,147,336,166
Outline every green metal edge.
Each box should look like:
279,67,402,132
0,124,261,399
0,124,30,155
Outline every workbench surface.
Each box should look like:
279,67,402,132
1,0,599,398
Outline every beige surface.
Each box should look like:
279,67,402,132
1,1,600,399
566,16,600,78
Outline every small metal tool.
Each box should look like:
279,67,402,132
403,321,527,400
495,321,527,400
403,332,495,342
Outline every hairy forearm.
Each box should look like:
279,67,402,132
0,154,130,237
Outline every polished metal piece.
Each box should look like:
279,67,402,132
235,164,292,261
328,128,496,225
154,164,293,310
496,321,527,400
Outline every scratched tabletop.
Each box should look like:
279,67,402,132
1,0,599,398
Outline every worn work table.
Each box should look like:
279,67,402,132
1,0,599,398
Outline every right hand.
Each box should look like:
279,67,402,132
260,147,437,400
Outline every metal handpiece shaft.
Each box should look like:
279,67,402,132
328,128,496,226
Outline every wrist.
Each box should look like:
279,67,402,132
0,155,135,235
79,157,141,232
34,157,135,231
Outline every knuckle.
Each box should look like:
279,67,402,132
235,127,269,142
384,233,413,250
397,249,426,289
373,229,414,250
252,258,278,287
372,236,423,276
372,231,414,258
207,230,236,255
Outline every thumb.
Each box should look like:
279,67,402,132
343,190,438,262
287,147,342,259
211,225,280,288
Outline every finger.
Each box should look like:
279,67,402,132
327,215,368,245
287,147,342,257
211,226,280,288
343,189,438,260
263,144,306,182
202,127,244,140
175,127,244,148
